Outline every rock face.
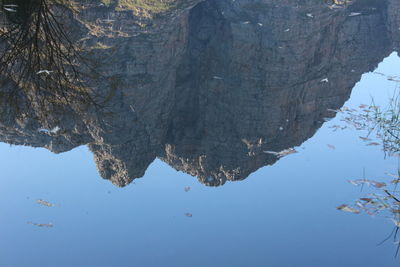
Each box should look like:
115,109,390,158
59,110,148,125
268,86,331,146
0,0,399,186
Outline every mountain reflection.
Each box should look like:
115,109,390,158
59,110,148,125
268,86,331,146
0,0,399,186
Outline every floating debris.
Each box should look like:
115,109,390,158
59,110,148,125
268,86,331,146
387,76,400,82
359,136,372,141
184,213,192,218
349,12,361,17
27,222,53,228
328,4,344,9
348,179,386,188
337,204,360,214
320,78,329,83
4,7,17,12
327,144,336,150
184,186,191,192
348,179,368,186
371,181,386,188
38,126,60,134
36,199,55,207
306,13,314,18
367,142,380,146
264,148,297,158
329,124,346,131
36,70,53,75
212,76,223,80
359,198,373,203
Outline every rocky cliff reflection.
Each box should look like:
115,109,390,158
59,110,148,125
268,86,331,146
0,0,399,186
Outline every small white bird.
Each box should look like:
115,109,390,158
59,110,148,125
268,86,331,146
320,78,329,83
37,70,53,75
306,13,314,18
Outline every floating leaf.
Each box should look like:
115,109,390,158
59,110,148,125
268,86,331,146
337,204,360,214
359,136,372,141
355,201,365,208
36,199,55,207
360,198,373,202
263,148,297,158
184,213,193,218
27,222,53,228
348,179,371,186
367,142,380,146
371,181,386,188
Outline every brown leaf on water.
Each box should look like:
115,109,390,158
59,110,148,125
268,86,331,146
391,179,400,184
359,104,368,109
360,198,373,202
371,181,386,188
392,209,400,214
184,186,191,192
327,144,336,149
367,142,380,146
359,136,372,141
184,213,193,218
337,204,360,214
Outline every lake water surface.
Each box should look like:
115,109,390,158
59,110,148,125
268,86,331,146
1,53,400,267
1,0,400,266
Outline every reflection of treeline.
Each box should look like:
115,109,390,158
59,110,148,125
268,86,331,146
0,0,97,114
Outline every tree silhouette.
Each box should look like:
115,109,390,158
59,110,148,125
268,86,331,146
0,0,95,109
